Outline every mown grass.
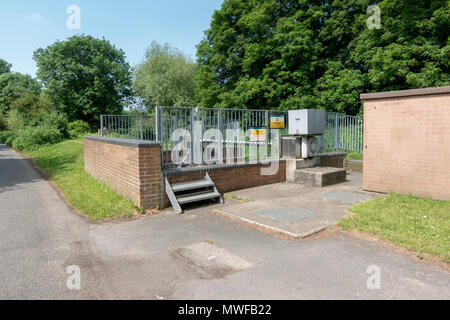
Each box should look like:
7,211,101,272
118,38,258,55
28,137,137,221
339,194,450,262
347,152,363,160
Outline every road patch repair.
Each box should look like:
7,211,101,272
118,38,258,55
212,172,377,239
172,242,253,278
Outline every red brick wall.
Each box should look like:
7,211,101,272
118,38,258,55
85,136,287,210
163,161,286,208
363,88,450,201
84,137,161,209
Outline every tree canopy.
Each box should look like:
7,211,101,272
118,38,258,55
196,0,449,115
0,72,41,114
134,41,197,109
0,58,11,75
33,35,133,126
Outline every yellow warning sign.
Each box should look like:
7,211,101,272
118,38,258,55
249,127,267,142
270,115,285,129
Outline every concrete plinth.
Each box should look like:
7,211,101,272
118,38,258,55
294,167,347,187
285,152,347,182
286,158,320,182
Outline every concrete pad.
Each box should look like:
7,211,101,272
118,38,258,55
252,207,315,224
212,200,339,239
321,191,373,204
214,172,377,239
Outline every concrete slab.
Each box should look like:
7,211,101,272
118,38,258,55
252,207,315,224
212,172,378,239
321,191,373,204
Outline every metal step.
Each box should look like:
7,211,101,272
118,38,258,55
177,190,221,205
165,172,223,214
171,179,214,192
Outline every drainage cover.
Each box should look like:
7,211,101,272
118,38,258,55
321,191,372,204
252,207,315,224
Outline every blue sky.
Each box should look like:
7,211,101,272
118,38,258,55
0,0,223,77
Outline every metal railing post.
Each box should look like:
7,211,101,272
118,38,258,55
334,113,339,151
155,106,161,142
100,115,104,137
191,108,196,164
265,111,269,158
217,109,223,164
139,115,143,140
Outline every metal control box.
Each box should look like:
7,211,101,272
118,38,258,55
288,109,326,136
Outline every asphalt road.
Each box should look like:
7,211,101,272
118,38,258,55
0,143,449,299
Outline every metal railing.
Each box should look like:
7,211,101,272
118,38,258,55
100,114,156,141
100,108,363,167
319,113,364,153
156,107,289,167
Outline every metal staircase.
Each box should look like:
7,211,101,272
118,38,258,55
165,172,223,214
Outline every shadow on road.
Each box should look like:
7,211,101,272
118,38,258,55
0,144,41,194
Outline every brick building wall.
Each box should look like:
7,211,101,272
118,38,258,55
361,86,450,201
84,137,161,209
163,161,286,208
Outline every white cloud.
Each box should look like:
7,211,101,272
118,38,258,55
25,13,50,25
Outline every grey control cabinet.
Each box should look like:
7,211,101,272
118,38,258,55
288,110,326,136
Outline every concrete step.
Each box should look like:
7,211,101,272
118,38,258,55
294,167,347,187
171,179,214,192
177,190,221,205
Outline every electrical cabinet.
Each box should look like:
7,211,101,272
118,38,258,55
288,110,326,136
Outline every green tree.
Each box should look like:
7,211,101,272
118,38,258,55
196,0,449,115
0,58,12,75
134,41,197,109
33,35,133,126
351,0,449,91
0,72,41,114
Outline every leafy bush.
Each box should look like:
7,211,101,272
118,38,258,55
2,92,71,150
8,91,68,135
7,109,26,131
0,130,12,142
0,130,18,147
37,110,69,137
12,127,63,151
68,120,91,136
0,113,7,131
8,93,52,131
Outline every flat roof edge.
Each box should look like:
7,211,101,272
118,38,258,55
360,86,450,100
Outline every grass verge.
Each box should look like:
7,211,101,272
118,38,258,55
347,152,363,160
339,194,449,263
27,137,137,221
